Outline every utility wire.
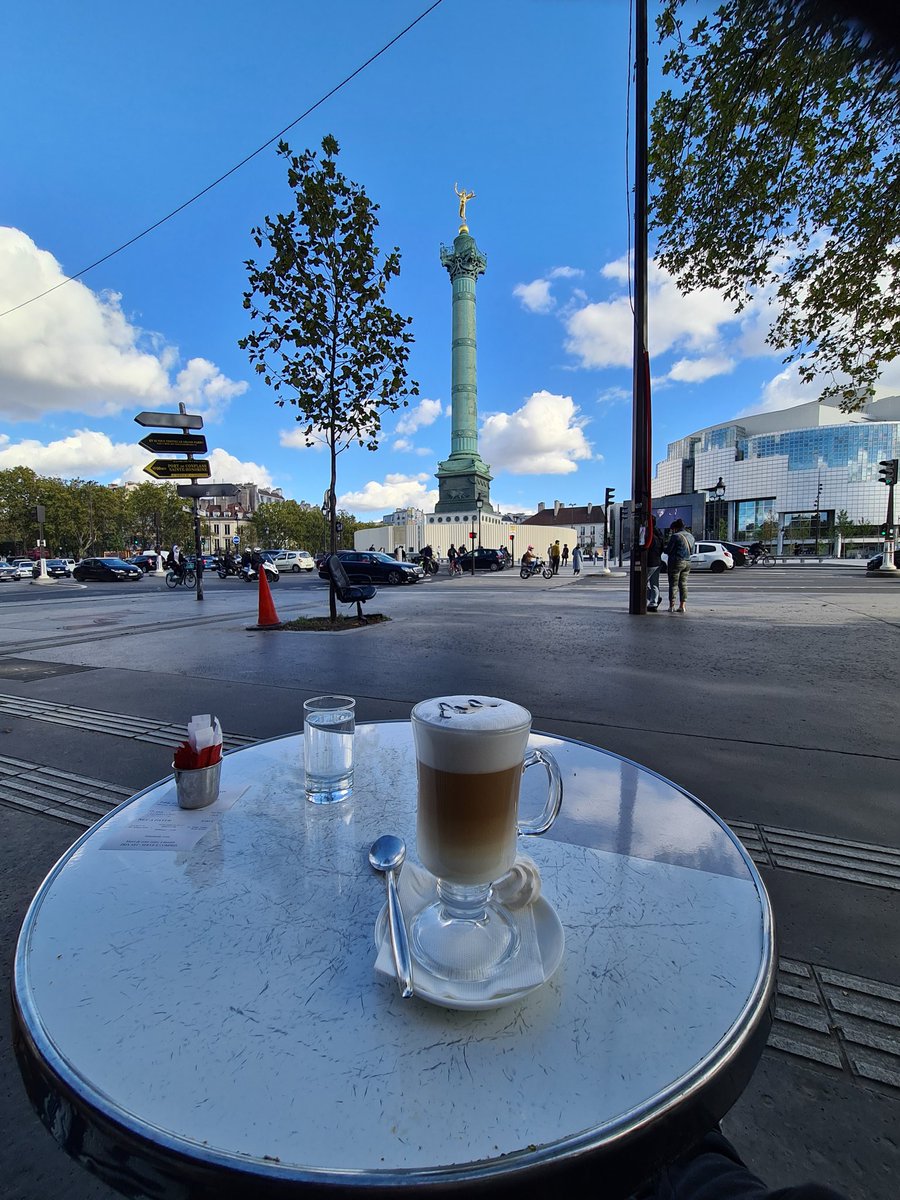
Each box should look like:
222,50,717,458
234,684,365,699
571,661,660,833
0,0,445,321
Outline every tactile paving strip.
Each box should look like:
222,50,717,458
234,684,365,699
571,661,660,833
769,959,900,1094
730,820,900,891
0,693,256,752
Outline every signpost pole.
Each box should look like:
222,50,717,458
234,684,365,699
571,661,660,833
178,403,204,602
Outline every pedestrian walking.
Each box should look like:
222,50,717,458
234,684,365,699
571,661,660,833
646,524,665,611
550,540,561,575
572,545,583,576
561,543,569,567
665,519,695,613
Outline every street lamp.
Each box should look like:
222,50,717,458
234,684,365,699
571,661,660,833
476,497,484,550
707,477,726,538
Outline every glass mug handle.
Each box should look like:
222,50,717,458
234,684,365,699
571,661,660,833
517,748,563,836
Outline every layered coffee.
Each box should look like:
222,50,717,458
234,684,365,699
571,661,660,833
411,696,531,885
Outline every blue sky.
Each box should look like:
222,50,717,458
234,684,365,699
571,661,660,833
3,0,895,516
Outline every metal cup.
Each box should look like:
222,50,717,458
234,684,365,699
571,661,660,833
173,760,221,810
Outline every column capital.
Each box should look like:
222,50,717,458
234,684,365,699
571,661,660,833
440,234,487,282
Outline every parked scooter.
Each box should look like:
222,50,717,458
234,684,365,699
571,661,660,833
240,560,280,584
520,557,554,580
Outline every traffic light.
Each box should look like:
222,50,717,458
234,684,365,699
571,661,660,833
878,459,898,486
604,487,615,506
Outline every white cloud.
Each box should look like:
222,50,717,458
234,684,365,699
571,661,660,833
279,426,327,451
0,428,274,486
513,279,554,314
393,437,414,452
480,391,593,475
566,258,740,370
550,266,583,280
394,397,442,435
338,473,439,513
0,227,247,421
665,355,736,383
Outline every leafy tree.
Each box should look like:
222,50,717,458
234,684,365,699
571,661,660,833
240,135,418,618
651,1,900,409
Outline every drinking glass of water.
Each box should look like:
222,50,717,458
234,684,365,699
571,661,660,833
303,695,356,804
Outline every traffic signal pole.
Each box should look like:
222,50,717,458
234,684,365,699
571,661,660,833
629,0,651,616
878,458,898,572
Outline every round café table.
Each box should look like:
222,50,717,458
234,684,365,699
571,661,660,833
13,724,775,1199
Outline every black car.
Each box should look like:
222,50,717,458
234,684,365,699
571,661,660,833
317,550,423,585
31,558,71,578
721,541,751,567
73,557,142,582
455,548,507,572
867,550,900,571
128,553,161,573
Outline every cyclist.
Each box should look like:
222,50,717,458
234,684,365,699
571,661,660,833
748,540,766,564
166,545,185,583
420,544,436,574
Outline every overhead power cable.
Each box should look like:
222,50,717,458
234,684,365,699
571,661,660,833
0,0,445,321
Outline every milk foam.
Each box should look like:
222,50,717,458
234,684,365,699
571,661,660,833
411,696,531,774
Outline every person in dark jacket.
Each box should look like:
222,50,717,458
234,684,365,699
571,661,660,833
646,525,665,610
665,519,696,613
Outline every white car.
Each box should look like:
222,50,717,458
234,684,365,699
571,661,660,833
662,541,734,574
273,550,315,572
12,559,35,579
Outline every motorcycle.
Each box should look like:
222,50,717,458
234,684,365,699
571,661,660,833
520,557,554,580
217,562,240,579
240,561,280,584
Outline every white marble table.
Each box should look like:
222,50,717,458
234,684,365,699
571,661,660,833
13,724,775,1199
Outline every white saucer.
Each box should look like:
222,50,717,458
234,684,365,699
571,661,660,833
374,897,565,1010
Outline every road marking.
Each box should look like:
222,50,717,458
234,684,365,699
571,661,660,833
729,821,900,891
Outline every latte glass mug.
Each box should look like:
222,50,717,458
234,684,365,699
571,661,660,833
410,696,562,981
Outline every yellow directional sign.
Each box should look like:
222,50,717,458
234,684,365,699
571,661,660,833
143,459,211,480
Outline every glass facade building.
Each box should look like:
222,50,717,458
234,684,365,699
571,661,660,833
652,395,900,552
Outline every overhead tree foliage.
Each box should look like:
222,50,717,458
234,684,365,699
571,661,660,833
650,0,900,409
240,135,418,618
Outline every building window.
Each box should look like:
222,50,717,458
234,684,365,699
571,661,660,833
735,499,777,540
224,525,231,536
214,524,220,535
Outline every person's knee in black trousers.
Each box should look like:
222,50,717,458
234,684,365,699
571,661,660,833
632,1130,849,1200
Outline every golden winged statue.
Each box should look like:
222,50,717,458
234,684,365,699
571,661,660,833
454,183,476,228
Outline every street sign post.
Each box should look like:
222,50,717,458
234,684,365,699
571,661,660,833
135,411,204,430
139,433,208,455
135,406,208,601
144,460,211,480
176,484,239,499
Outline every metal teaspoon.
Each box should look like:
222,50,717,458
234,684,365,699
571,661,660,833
368,835,414,999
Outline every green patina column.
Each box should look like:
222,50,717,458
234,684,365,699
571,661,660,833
435,191,493,513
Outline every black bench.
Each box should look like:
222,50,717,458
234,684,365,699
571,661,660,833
327,555,377,622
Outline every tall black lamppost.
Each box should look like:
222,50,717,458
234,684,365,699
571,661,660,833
813,475,823,557
476,497,484,550
708,477,726,538
470,512,477,575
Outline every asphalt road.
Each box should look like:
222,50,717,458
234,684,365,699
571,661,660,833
1,562,897,1199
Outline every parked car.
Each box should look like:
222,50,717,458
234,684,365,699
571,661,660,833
866,550,900,571
73,557,143,582
662,541,734,573
318,550,423,585
60,558,77,573
12,559,36,579
0,562,18,582
274,550,315,572
32,558,71,578
720,541,750,567
455,547,507,572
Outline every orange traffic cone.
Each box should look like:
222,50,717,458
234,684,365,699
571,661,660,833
246,565,283,630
